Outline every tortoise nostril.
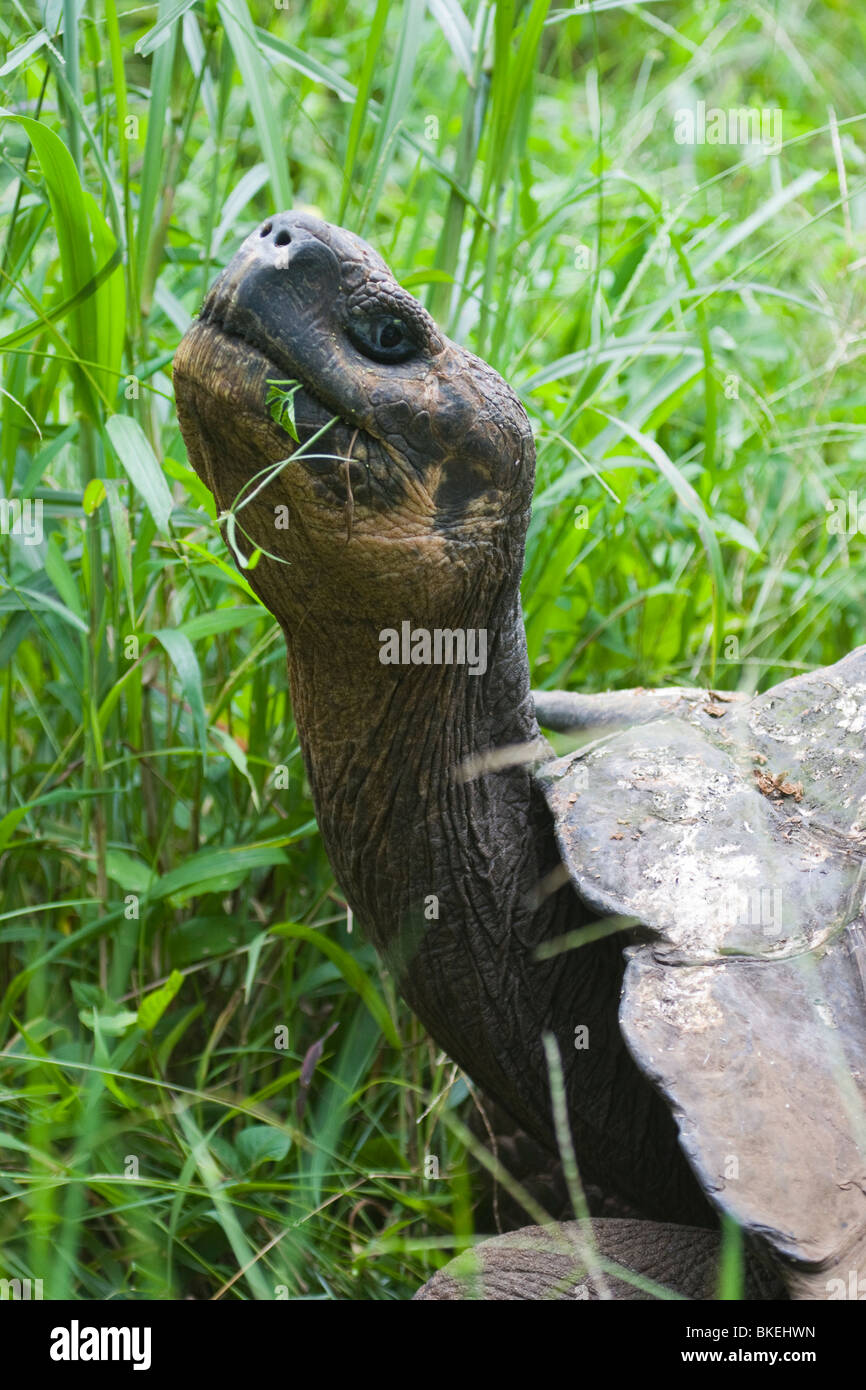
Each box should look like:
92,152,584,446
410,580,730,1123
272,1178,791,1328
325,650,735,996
260,222,273,237
274,228,291,247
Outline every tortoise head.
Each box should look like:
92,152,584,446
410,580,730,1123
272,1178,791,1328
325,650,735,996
173,212,535,633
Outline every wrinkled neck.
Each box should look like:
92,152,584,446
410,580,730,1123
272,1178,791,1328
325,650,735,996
285,589,545,948
284,589,578,1125
282,589,714,1225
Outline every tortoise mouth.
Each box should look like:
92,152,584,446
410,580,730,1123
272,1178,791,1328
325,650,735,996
178,307,376,486
173,311,386,532
196,300,339,429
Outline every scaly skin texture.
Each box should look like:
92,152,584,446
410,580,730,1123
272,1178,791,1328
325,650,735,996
413,1221,787,1300
173,211,716,1243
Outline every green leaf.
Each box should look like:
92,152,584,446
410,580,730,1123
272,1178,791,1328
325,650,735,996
0,583,89,633
135,10,178,291
266,379,302,442
356,0,425,227
218,0,292,209
149,845,288,905
176,607,264,642
596,410,727,670
79,1009,139,1036
235,1124,291,1170
0,109,124,412
270,922,401,1048
135,0,197,55
149,627,208,759
105,849,155,895
107,415,175,534
0,30,51,78
0,788,110,854
210,725,260,811
137,970,184,1032
82,478,106,515
183,541,260,600
102,478,136,617
714,513,762,556
163,456,216,518
44,536,83,619
243,930,270,1003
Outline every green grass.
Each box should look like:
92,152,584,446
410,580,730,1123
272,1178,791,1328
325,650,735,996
0,0,865,1299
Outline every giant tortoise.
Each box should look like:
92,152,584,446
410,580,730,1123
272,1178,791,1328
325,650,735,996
173,211,866,1301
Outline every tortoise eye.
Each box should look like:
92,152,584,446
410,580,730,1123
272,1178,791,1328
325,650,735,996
347,313,417,364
